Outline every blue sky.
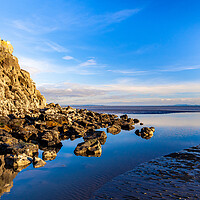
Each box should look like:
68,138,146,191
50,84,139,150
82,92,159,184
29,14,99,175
1,0,200,105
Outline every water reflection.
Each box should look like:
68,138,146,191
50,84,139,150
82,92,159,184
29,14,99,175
0,124,154,198
0,155,28,197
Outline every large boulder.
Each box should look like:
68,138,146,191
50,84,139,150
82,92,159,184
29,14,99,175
107,125,121,135
38,130,61,146
74,139,102,157
33,157,46,168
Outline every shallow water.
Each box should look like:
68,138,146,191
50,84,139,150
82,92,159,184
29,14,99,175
1,112,200,200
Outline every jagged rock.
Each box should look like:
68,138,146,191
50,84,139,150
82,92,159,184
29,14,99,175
83,131,107,140
107,125,121,135
135,127,155,140
120,114,128,120
133,118,140,123
5,153,32,168
0,132,38,157
33,157,46,168
0,116,10,127
38,130,61,146
121,123,135,131
42,150,57,161
11,125,38,141
74,139,102,157
0,39,46,116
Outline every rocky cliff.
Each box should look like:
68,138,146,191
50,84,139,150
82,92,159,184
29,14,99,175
0,39,46,116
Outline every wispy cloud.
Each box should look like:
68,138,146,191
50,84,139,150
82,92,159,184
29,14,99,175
18,56,105,76
79,58,97,67
109,64,200,76
160,65,200,72
18,56,58,74
62,56,75,60
38,80,200,105
45,41,68,53
101,9,141,24
12,19,57,34
107,69,147,75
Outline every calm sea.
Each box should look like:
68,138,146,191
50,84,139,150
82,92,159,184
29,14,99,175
1,106,200,200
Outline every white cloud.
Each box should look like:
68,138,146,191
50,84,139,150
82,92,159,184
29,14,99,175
62,56,75,60
18,56,56,74
17,56,102,76
160,65,200,72
87,9,141,28
45,41,68,53
38,80,200,105
108,69,147,75
108,64,200,76
105,9,141,24
79,58,97,67
12,20,57,34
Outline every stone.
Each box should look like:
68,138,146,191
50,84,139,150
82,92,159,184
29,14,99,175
11,125,38,141
5,153,32,168
107,125,121,135
74,139,102,157
133,119,140,123
135,127,155,140
38,130,61,146
33,157,46,168
121,123,135,131
0,116,10,127
120,114,128,120
83,131,107,140
0,133,39,157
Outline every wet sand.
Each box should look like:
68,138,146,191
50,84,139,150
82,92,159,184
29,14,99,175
91,145,200,199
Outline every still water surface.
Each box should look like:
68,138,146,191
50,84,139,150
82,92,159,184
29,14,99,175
1,112,200,200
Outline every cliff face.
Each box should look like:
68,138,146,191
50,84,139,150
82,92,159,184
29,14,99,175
0,39,46,116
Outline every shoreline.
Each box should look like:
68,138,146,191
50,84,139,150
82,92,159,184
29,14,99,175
73,105,200,114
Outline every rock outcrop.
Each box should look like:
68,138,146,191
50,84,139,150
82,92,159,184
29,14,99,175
0,39,46,116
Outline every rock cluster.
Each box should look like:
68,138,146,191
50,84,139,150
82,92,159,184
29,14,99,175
135,127,155,139
0,39,46,116
0,104,141,158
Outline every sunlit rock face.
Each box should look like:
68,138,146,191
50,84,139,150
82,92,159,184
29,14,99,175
0,39,46,116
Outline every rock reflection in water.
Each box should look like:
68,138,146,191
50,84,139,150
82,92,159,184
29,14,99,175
0,111,151,197
0,155,29,197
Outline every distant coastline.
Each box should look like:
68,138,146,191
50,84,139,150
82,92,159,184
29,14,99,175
69,105,200,114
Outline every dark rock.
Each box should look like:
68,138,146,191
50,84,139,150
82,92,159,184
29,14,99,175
74,139,102,157
84,131,107,140
38,130,61,146
135,127,155,140
5,153,32,168
0,116,10,127
120,114,128,120
107,125,121,135
121,123,135,131
133,118,140,123
33,157,46,168
11,125,38,141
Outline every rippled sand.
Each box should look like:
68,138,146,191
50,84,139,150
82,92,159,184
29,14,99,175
91,145,200,199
